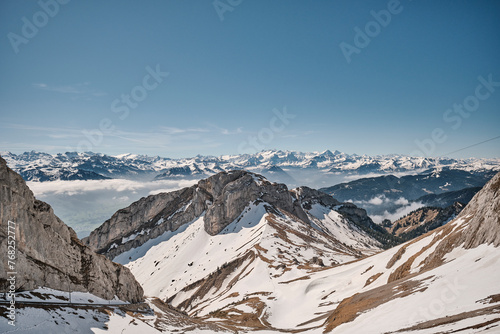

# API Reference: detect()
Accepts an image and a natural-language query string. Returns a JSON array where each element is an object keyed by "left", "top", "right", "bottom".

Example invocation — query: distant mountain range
[
  {"left": 319, "top": 169, "right": 495, "bottom": 203},
  {"left": 319, "top": 170, "right": 495, "bottom": 218},
  {"left": 2, "top": 150, "right": 499, "bottom": 185}
]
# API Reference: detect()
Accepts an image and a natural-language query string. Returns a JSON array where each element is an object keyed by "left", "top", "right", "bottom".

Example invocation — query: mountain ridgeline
[
  {"left": 3, "top": 150, "right": 499, "bottom": 184},
  {"left": 319, "top": 169, "right": 494, "bottom": 203},
  {"left": 385, "top": 201, "right": 465, "bottom": 241},
  {"left": 83, "top": 170, "right": 399, "bottom": 261}
]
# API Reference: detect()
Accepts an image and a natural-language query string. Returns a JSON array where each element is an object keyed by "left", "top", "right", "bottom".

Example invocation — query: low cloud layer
[
  {"left": 28, "top": 179, "right": 198, "bottom": 238},
  {"left": 28, "top": 179, "right": 197, "bottom": 197},
  {"left": 353, "top": 195, "right": 408, "bottom": 207},
  {"left": 370, "top": 202, "right": 425, "bottom": 225},
  {"left": 350, "top": 195, "right": 425, "bottom": 225}
]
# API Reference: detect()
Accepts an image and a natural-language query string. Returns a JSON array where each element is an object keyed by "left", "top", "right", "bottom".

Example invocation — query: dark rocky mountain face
[
  {"left": 0, "top": 156, "right": 144, "bottom": 303},
  {"left": 19, "top": 167, "right": 110, "bottom": 182},
  {"left": 154, "top": 165, "right": 205, "bottom": 180},
  {"left": 457, "top": 171, "right": 500, "bottom": 248},
  {"left": 416, "top": 186, "right": 481, "bottom": 208},
  {"left": 83, "top": 170, "right": 395, "bottom": 261}
]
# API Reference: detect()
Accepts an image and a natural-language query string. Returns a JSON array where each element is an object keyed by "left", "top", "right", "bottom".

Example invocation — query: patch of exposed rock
[
  {"left": 83, "top": 185, "right": 208, "bottom": 259},
  {"left": 203, "top": 171, "right": 302, "bottom": 235},
  {"left": 458, "top": 171, "right": 500, "bottom": 248},
  {"left": 0, "top": 156, "right": 143, "bottom": 303}
]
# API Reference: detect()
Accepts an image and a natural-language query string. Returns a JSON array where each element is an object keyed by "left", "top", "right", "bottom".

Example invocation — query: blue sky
[{"left": 1, "top": 0, "right": 499, "bottom": 158}]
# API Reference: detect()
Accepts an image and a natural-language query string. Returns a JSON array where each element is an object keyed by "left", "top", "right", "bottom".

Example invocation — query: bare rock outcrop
[
  {"left": 458, "top": 171, "right": 500, "bottom": 248},
  {"left": 203, "top": 171, "right": 300, "bottom": 235},
  {"left": 83, "top": 186, "right": 208, "bottom": 259},
  {"left": 0, "top": 156, "right": 143, "bottom": 303}
]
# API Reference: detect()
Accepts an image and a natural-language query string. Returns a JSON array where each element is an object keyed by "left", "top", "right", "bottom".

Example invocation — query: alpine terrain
[
  {"left": 77, "top": 169, "right": 499, "bottom": 333},
  {"left": 1, "top": 155, "right": 499, "bottom": 333}
]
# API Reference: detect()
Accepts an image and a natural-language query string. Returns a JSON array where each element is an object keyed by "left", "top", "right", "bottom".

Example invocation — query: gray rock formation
[
  {"left": 84, "top": 171, "right": 308, "bottom": 257},
  {"left": 0, "top": 156, "right": 143, "bottom": 303},
  {"left": 84, "top": 170, "right": 389, "bottom": 260},
  {"left": 203, "top": 171, "right": 301, "bottom": 235},
  {"left": 458, "top": 171, "right": 500, "bottom": 248}
]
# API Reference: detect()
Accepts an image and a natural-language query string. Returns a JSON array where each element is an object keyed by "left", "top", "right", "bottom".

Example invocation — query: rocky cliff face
[
  {"left": 83, "top": 185, "right": 208, "bottom": 259},
  {"left": 458, "top": 171, "right": 500, "bottom": 248},
  {"left": 84, "top": 170, "right": 387, "bottom": 259},
  {"left": 0, "top": 156, "right": 143, "bottom": 303},
  {"left": 203, "top": 171, "right": 305, "bottom": 235}
]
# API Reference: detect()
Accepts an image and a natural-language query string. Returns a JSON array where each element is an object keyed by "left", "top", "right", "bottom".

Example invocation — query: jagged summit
[{"left": 83, "top": 170, "right": 385, "bottom": 260}]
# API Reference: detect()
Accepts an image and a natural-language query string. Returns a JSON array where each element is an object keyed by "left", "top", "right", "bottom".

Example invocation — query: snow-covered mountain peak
[{"left": 3, "top": 149, "right": 499, "bottom": 184}]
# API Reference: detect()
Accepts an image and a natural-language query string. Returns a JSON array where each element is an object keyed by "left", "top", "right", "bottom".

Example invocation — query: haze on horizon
[{"left": 1, "top": 0, "right": 499, "bottom": 159}]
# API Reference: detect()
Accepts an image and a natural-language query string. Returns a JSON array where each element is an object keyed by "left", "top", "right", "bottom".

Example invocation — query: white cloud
[
  {"left": 370, "top": 202, "right": 424, "bottom": 225},
  {"left": 27, "top": 179, "right": 197, "bottom": 197},
  {"left": 368, "top": 196, "right": 384, "bottom": 205},
  {"left": 220, "top": 127, "right": 243, "bottom": 135},
  {"left": 355, "top": 195, "right": 413, "bottom": 207},
  {"left": 112, "top": 196, "right": 130, "bottom": 202},
  {"left": 159, "top": 126, "right": 209, "bottom": 135},
  {"left": 394, "top": 197, "right": 409, "bottom": 205},
  {"left": 33, "top": 82, "right": 106, "bottom": 96}
]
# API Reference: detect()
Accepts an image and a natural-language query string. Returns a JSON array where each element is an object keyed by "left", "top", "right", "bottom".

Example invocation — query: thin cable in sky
[{"left": 441, "top": 135, "right": 500, "bottom": 157}]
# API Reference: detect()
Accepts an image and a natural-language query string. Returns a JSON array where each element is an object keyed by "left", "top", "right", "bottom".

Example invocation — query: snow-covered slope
[
  {"left": 83, "top": 171, "right": 386, "bottom": 261},
  {"left": 124, "top": 172, "right": 499, "bottom": 333},
  {"left": 126, "top": 200, "right": 378, "bottom": 312},
  {"left": 0, "top": 289, "right": 226, "bottom": 333},
  {"left": 2, "top": 170, "right": 499, "bottom": 333}
]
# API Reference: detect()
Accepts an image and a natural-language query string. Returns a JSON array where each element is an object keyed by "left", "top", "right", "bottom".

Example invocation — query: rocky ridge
[
  {"left": 125, "top": 172, "right": 500, "bottom": 332},
  {"left": 83, "top": 170, "right": 387, "bottom": 260}
]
